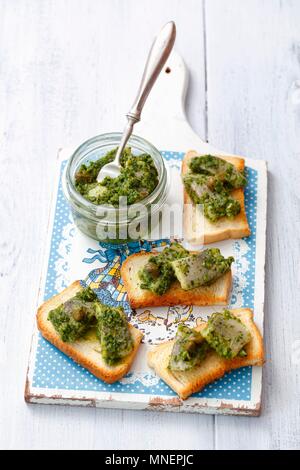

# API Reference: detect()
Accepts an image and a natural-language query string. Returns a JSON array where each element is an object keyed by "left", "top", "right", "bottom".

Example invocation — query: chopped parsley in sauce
[
  {"left": 48, "top": 287, "right": 133, "bottom": 365},
  {"left": 138, "top": 242, "right": 189, "bottom": 295},
  {"left": 75, "top": 147, "right": 159, "bottom": 206},
  {"left": 169, "top": 310, "right": 251, "bottom": 372},
  {"left": 95, "top": 304, "right": 133, "bottom": 366},
  {"left": 138, "top": 243, "right": 234, "bottom": 295},
  {"left": 201, "top": 310, "right": 251, "bottom": 359},
  {"left": 183, "top": 155, "right": 247, "bottom": 223},
  {"left": 168, "top": 324, "right": 209, "bottom": 372},
  {"left": 48, "top": 287, "right": 98, "bottom": 342}
]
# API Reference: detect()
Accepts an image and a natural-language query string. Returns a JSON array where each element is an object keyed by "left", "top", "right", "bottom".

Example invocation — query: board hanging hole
[{"left": 165, "top": 67, "right": 171, "bottom": 74}]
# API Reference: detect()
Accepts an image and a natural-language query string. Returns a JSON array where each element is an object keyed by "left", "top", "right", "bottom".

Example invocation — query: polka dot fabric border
[
  {"left": 43, "top": 160, "right": 69, "bottom": 301},
  {"left": 33, "top": 151, "right": 257, "bottom": 401},
  {"left": 234, "top": 166, "right": 257, "bottom": 310}
]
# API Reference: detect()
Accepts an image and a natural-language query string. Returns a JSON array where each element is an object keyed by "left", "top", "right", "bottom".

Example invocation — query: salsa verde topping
[
  {"left": 201, "top": 309, "right": 251, "bottom": 359},
  {"left": 75, "top": 147, "right": 159, "bottom": 206},
  {"left": 183, "top": 155, "right": 247, "bottom": 223},
  {"left": 171, "top": 248, "right": 234, "bottom": 290},
  {"left": 48, "top": 287, "right": 133, "bottom": 365},
  {"left": 138, "top": 243, "right": 233, "bottom": 295},
  {"left": 138, "top": 242, "right": 189, "bottom": 296},
  {"left": 48, "top": 287, "right": 98, "bottom": 343},
  {"left": 95, "top": 304, "right": 133, "bottom": 366},
  {"left": 168, "top": 324, "right": 209, "bottom": 372},
  {"left": 169, "top": 310, "right": 251, "bottom": 371}
]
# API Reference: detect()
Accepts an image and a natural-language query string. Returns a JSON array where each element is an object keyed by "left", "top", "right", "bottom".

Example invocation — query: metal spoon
[{"left": 97, "top": 21, "right": 176, "bottom": 182}]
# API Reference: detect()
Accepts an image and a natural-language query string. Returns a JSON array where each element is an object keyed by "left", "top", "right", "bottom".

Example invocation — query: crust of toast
[
  {"left": 121, "top": 251, "right": 232, "bottom": 309},
  {"left": 37, "top": 281, "right": 143, "bottom": 384},
  {"left": 147, "top": 308, "right": 264, "bottom": 400},
  {"left": 182, "top": 150, "right": 251, "bottom": 245}
]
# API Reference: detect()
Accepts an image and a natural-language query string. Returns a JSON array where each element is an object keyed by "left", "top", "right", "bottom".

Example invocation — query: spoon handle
[
  {"left": 128, "top": 21, "right": 176, "bottom": 122},
  {"left": 115, "top": 21, "right": 176, "bottom": 161}
]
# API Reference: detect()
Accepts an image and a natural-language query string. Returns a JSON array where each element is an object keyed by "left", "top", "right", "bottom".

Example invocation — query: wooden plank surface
[
  {"left": 205, "top": 0, "right": 300, "bottom": 449},
  {"left": 0, "top": 0, "right": 299, "bottom": 449}
]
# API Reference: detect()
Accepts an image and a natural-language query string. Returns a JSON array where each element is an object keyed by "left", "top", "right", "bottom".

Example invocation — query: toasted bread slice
[
  {"left": 121, "top": 251, "right": 232, "bottom": 309},
  {"left": 182, "top": 150, "right": 251, "bottom": 245},
  {"left": 148, "top": 308, "right": 264, "bottom": 400},
  {"left": 37, "top": 281, "right": 143, "bottom": 383}
]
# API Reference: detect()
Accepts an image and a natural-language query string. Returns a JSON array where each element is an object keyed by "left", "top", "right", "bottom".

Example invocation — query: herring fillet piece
[
  {"left": 201, "top": 310, "right": 251, "bottom": 359},
  {"left": 171, "top": 250, "right": 233, "bottom": 291}
]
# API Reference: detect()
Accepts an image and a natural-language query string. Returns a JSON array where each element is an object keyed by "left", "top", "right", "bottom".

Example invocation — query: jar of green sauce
[{"left": 62, "top": 133, "right": 169, "bottom": 243}]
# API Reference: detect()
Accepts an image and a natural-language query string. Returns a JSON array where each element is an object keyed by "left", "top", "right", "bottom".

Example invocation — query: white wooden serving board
[{"left": 25, "top": 52, "right": 267, "bottom": 415}]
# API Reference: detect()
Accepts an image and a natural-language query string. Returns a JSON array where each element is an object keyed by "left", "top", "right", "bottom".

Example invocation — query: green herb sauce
[
  {"left": 95, "top": 304, "right": 134, "bottom": 366},
  {"left": 138, "top": 243, "right": 233, "bottom": 295},
  {"left": 168, "top": 324, "right": 210, "bottom": 371},
  {"left": 48, "top": 287, "right": 133, "bottom": 365},
  {"left": 138, "top": 242, "right": 189, "bottom": 296},
  {"left": 48, "top": 287, "right": 98, "bottom": 342},
  {"left": 183, "top": 155, "right": 247, "bottom": 223},
  {"left": 201, "top": 309, "right": 251, "bottom": 359},
  {"left": 169, "top": 310, "right": 251, "bottom": 372},
  {"left": 75, "top": 147, "right": 159, "bottom": 206}
]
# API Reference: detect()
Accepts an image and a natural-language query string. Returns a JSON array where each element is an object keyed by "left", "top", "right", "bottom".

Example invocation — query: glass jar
[{"left": 62, "top": 132, "right": 169, "bottom": 243}]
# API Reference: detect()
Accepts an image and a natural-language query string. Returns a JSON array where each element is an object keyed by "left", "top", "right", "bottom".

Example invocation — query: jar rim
[{"left": 63, "top": 132, "right": 168, "bottom": 223}]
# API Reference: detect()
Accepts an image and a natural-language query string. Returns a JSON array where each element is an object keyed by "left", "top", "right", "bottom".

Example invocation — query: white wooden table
[{"left": 1, "top": 0, "right": 300, "bottom": 450}]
